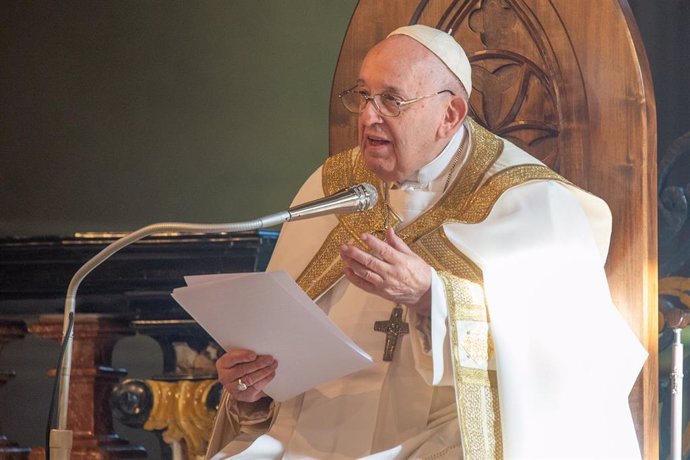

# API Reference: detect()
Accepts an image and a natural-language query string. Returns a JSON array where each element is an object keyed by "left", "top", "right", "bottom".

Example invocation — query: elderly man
[{"left": 205, "top": 25, "right": 646, "bottom": 459}]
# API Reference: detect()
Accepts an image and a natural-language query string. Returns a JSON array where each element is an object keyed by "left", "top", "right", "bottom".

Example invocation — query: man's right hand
[{"left": 216, "top": 349, "right": 278, "bottom": 403}]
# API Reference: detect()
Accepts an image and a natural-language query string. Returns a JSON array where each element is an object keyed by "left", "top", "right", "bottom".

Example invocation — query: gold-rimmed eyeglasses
[{"left": 338, "top": 87, "right": 455, "bottom": 117}]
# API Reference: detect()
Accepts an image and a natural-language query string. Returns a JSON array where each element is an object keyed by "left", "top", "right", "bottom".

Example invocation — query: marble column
[{"left": 29, "top": 314, "right": 146, "bottom": 459}]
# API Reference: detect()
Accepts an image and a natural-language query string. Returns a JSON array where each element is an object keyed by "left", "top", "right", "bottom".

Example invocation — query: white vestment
[{"left": 206, "top": 122, "right": 647, "bottom": 459}]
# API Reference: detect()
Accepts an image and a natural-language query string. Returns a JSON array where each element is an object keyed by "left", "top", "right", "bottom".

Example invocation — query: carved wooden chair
[{"left": 328, "top": 0, "right": 658, "bottom": 457}]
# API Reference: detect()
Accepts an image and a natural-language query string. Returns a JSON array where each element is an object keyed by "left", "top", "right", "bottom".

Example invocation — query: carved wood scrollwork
[{"left": 411, "top": 0, "right": 569, "bottom": 169}]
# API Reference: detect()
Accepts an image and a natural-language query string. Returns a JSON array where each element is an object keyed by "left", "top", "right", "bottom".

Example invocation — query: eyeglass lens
[{"left": 341, "top": 92, "right": 400, "bottom": 116}]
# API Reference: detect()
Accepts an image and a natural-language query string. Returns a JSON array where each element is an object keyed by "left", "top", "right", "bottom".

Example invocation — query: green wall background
[
  {"left": 0, "top": 1, "right": 357, "bottom": 455},
  {"left": 1, "top": 1, "right": 358, "bottom": 237}
]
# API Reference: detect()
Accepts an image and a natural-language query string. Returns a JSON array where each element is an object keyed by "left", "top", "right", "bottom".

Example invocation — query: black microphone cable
[{"left": 45, "top": 311, "right": 75, "bottom": 460}]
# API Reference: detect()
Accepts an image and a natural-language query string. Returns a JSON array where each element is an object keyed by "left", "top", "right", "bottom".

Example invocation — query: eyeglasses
[{"left": 338, "top": 87, "right": 455, "bottom": 117}]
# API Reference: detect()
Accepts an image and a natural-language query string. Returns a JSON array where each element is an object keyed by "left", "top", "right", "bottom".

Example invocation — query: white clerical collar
[{"left": 395, "top": 125, "right": 466, "bottom": 191}]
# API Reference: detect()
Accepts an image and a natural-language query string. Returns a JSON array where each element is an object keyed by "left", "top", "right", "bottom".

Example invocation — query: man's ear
[{"left": 438, "top": 96, "right": 468, "bottom": 138}]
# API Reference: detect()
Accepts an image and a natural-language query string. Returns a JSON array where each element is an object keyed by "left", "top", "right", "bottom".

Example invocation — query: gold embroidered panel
[
  {"left": 297, "top": 118, "right": 567, "bottom": 300},
  {"left": 438, "top": 271, "right": 503, "bottom": 460}
]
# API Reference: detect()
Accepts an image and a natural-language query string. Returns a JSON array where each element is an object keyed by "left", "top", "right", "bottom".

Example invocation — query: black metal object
[
  {"left": 110, "top": 379, "right": 154, "bottom": 429},
  {"left": 0, "top": 230, "right": 278, "bottom": 318}
]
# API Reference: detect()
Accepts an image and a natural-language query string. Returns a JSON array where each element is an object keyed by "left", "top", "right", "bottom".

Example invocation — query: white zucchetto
[{"left": 387, "top": 24, "right": 472, "bottom": 97}]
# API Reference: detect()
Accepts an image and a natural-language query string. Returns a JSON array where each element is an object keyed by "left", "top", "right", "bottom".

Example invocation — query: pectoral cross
[{"left": 374, "top": 305, "right": 409, "bottom": 361}]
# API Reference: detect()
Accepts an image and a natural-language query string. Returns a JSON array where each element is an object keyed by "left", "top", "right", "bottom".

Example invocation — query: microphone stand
[
  {"left": 671, "top": 328, "right": 683, "bottom": 460},
  {"left": 50, "top": 182, "right": 378, "bottom": 459},
  {"left": 51, "top": 213, "right": 288, "bottom": 459},
  {"left": 664, "top": 304, "right": 690, "bottom": 460}
]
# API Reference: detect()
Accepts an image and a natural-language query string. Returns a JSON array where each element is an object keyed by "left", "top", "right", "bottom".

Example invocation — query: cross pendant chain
[{"left": 374, "top": 304, "right": 410, "bottom": 361}]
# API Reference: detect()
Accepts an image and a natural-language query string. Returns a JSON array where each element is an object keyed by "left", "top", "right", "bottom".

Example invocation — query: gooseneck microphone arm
[{"left": 50, "top": 183, "right": 378, "bottom": 459}]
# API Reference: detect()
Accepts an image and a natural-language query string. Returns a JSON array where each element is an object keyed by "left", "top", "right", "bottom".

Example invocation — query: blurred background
[{"left": 1, "top": 1, "right": 689, "bottom": 458}]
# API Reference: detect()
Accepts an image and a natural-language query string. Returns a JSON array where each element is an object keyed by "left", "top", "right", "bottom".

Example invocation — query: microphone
[
  {"left": 287, "top": 182, "right": 378, "bottom": 221},
  {"left": 49, "top": 182, "right": 378, "bottom": 459}
]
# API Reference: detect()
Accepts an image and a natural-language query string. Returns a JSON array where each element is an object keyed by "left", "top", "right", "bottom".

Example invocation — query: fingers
[
  {"left": 339, "top": 230, "right": 433, "bottom": 311},
  {"left": 341, "top": 248, "right": 385, "bottom": 285},
  {"left": 233, "top": 365, "right": 277, "bottom": 402},
  {"left": 216, "top": 349, "right": 269, "bottom": 382},
  {"left": 339, "top": 231, "right": 408, "bottom": 282},
  {"left": 384, "top": 227, "right": 413, "bottom": 255},
  {"left": 232, "top": 358, "right": 277, "bottom": 387},
  {"left": 358, "top": 230, "right": 412, "bottom": 261},
  {"left": 216, "top": 349, "right": 256, "bottom": 373},
  {"left": 340, "top": 241, "right": 389, "bottom": 272},
  {"left": 360, "top": 232, "right": 398, "bottom": 262},
  {"left": 242, "top": 369, "right": 276, "bottom": 400},
  {"left": 216, "top": 349, "right": 278, "bottom": 402},
  {"left": 340, "top": 232, "right": 403, "bottom": 289},
  {"left": 343, "top": 265, "right": 377, "bottom": 293}
]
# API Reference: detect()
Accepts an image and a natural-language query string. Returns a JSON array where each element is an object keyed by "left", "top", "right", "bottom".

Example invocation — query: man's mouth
[{"left": 366, "top": 136, "right": 390, "bottom": 146}]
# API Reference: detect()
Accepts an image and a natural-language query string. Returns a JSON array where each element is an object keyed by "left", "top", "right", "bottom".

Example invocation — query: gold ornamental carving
[
  {"left": 660, "top": 277, "right": 690, "bottom": 309},
  {"left": 144, "top": 379, "right": 218, "bottom": 459}
]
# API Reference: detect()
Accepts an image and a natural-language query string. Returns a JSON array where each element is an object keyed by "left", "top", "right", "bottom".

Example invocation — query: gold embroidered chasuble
[{"left": 295, "top": 119, "right": 566, "bottom": 460}]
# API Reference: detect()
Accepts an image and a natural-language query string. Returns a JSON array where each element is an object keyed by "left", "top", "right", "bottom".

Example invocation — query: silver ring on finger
[{"left": 236, "top": 378, "right": 248, "bottom": 392}]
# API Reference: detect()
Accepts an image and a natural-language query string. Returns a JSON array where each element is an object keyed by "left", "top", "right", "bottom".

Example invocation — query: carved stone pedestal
[
  {"left": 29, "top": 314, "right": 145, "bottom": 459},
  {"left": 0, "top": 320, "right": 31, "bottom": 459}
]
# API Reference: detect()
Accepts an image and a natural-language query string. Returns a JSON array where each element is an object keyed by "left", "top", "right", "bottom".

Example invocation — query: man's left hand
[{"left": 340, "top": 227, "right": 431, "bottom": 316}]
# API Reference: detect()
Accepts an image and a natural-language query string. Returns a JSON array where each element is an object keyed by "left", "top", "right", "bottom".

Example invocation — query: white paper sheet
[{"left": 171, "top": 271, "right": 373, "bottom": 401}]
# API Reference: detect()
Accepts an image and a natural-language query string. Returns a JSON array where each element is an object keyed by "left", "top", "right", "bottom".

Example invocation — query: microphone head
[
  {"left": 352, "top": 183, "right": 378, "bottom": 211},
  {"left": 286, "top": 182, "right": 379, "bottom": 222}
]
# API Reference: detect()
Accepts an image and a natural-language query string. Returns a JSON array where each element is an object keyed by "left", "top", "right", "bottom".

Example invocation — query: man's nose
[{"left": 359, "top": 99, "right": 383, "bottom": 126}]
